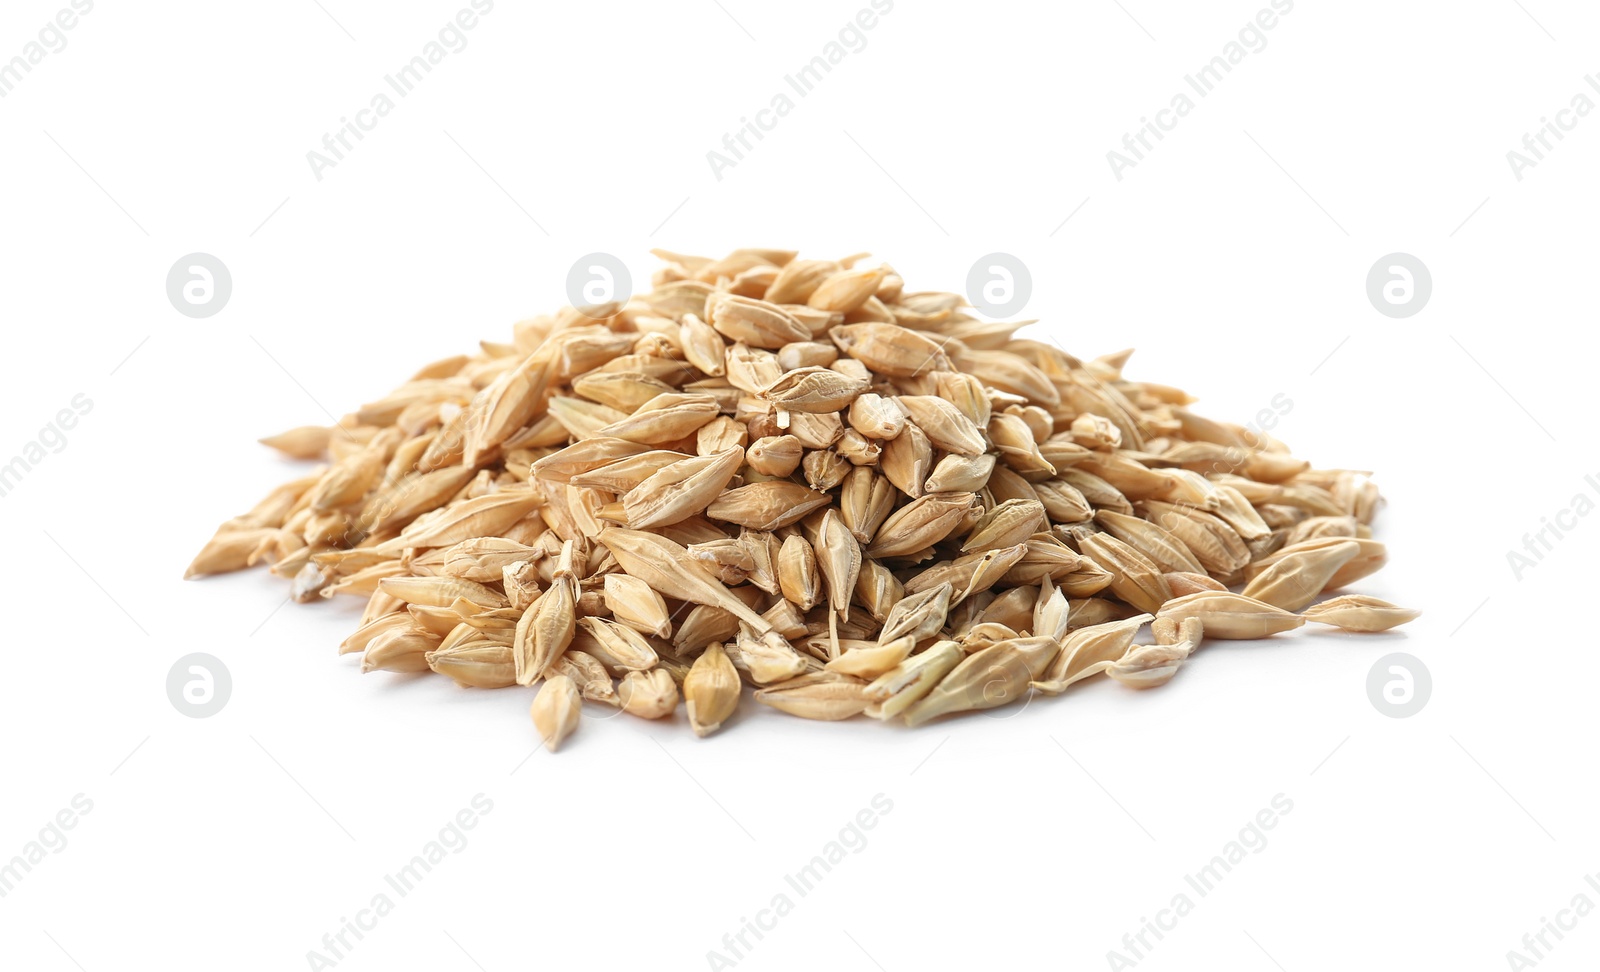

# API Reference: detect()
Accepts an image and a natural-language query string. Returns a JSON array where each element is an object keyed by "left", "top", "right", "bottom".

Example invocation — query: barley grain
[{"left": 189, "top": 245, "right": 1408, "bottom": 748}]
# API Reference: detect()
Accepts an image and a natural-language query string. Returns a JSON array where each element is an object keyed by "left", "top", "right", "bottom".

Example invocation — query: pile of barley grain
[{"left": 188, "top": 247, "right": 1416, "bottom": 751}]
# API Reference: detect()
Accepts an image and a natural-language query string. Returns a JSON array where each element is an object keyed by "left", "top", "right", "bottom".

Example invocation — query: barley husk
[
  {"left": 755, "top": 672, "right": 870, "bottom": 720},
  {"left": 1156, "top": 591, "right": 1304, "bottom": 639},
  {"left": 903, "top": 636, "right": 1059, "bottom": 727},
  {"left": 617, "top": 669, "right": 679, "bottom": 719},
  {"left": 532, "top": 675, "right": 581, "bottom": 752},
  {"left": 684, "top": 641, "right": 740, "bottom": 737},
  {"left": 1300, "top": 595, "right": 1420, "bottom": 632}
]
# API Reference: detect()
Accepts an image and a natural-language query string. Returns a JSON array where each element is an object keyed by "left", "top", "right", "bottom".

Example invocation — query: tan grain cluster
[{"left": 188, "top": 246, "right": 1416, "bottom": 751}]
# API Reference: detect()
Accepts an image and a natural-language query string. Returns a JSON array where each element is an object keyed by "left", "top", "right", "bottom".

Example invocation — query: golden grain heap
[{"left": 188, "top": 247, "right": 1416, "bottom": 751}]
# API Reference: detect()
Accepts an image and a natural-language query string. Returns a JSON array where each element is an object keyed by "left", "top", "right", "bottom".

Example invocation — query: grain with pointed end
[
  {"left": 847, "top": 393, "right": 909, "bottom": 440},
  {"left": 707, "top": 482, "right": 831, "bottom": 530},
  {"left": 755, "top": 672, "right": 871, "bottom": 720},
  {"left": 1156, "top": 591, "right": 1304, "bottom": 639},
  {"left": 746, "top": 435, "right": 803, "bottom": 476},
  {"left": 684, "top": 641, "right": 740, "bottom": 737},
  {"left": 426, "top": 643, "right": 517, "bottom": 688},
  {"left": 763, "top": 367, "right": 869, "bottom": 413},
  {"left": 1240, "top": 539, "right": 1361, "bottom": 612},
  {"left": 1106, "top": 640, "right": 1194, "bottom": 689},
  {"left": 680, "top": 313, "right": 726, "bottom": 376},
  {"left": 897, "top": 396, "right": 986, "bottom": 456},
  {"left": 962, "top": 499, "right": 1046, "bottom": 553},
  {"left": 778, "top": 534, "right": 823, "bottom": 611},
  {"left": 622, "top": 447, "right": 744, "bottom": 529},
  {"left": 831, "top": 322, "right": 951, "bottom": 376},
  {"left": 1077, "top": 534, "right": 1171, "bottom": 615},
  {"left": 531, "top": 675, "right": 581, "bottom": 752},
  {"left": 597, "top": 529, "right": 771, "bottom": 632},
  {"left": 708, "top": 295, "right": 811, "bottom": 348},
  {"left": 867, "top": 492, "right": 978, "bottom": 558},
  {"left": 863, "top": 640, "right": 964, "bottom": 720},
  {"left": 513, "top": 541, "right": 578, "bottom": 684},
  {"left": 1300, "top": 595, "right": 1420, "bottom": 632},
  {"left": 903, "top": 636, "right": 1059, "bottom": 727},
  {"left": 548, "top": 650, "right": 618, "bottom": 705},
  {"left": 617, "top": 669, "right": 679, "bottom": 719},
  {"left": 603, "top": 573, "right": 672, "bottom": 638},
  {"left": 577, "top": 616, "right": 660, "bottom": 673},
  {"left": 1031, "top": 615, "right": 1153, "bottom": 695},
  {"left": 838, "top": 467, "right": 896, "bottom": 543}
]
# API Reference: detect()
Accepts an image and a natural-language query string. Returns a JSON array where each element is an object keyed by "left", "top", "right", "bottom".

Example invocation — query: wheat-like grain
[{"left": 187, "top": 246, "right": 1417, "bottom": 750}]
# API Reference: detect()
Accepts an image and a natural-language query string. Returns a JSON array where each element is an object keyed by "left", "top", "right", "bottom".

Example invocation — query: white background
[{"left": 1, "top": 1, "right": 1595, "bottom": 969}]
